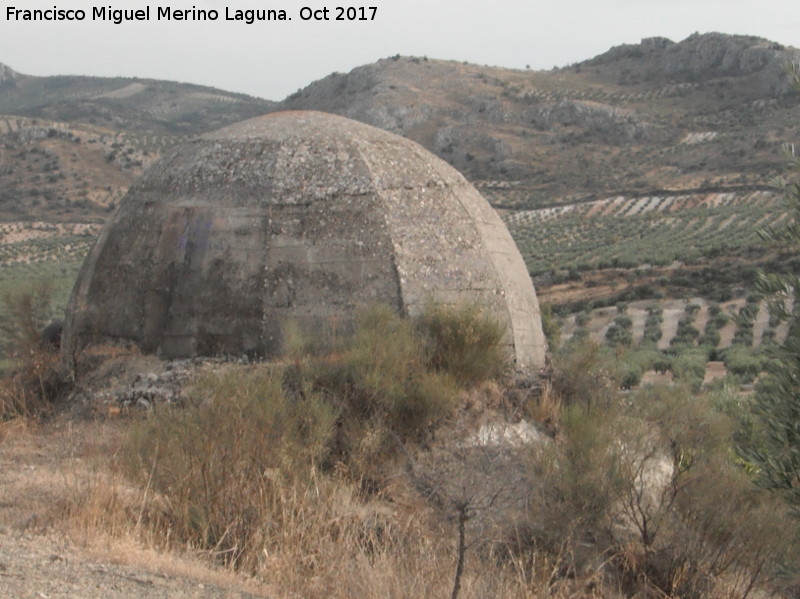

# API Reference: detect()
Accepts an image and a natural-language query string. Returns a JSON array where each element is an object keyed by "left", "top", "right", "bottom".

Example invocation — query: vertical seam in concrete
[
  {"left": 420, "top": 145, "right": 521, "bottom": 353},
  {"left": 353, "top": 138, "right": 407, "bottom": 316}
]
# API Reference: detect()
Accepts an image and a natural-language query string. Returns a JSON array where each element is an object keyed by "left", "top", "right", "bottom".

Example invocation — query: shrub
[
  {"left": 122, "top": 366, "right": 338, "bottom": 570},
  {"left": 618, "top": 363, "right": 642, "bottom": 389},
  {"left": 523, "top": 380, "right": 789, "bottom": 598},
  {"left": 723, "top": 345, "right": 764, "bottom": 383},
  {"left": 685, "top": 302, "right": 701, "bottom": 316},
  {"left": 642, "top": 328, "right": 663, "bottom": 344},
  {"left": 711, "top": 311, "right": 730, "bottom": 330},
  {"left": 575, "top": 311, "right": 591, "bottom": 327},
  {"left": 0, "top": 279, "right": 55, "bottom": 357},
  {"left": 606, "top": 315, "right": 634, "bottom": 348},
  {"left": 529, "top": 401, "right": 622, "bottom": 554},
  {"left": 732, "top": 324, "right": 755, "bottom": 347},
  {"left": 642, "top": 309, "right": 664, "bottom": 344},
  {"left": 670, "top": 348, "right": 708, "bottom": 389},
  {"left": 538, "top": 302, "right": 561, "bottom": 349},
  {"left": 416, "top": 302, "right": 508, "bottom": 385},
  {"left": 552, "top": 339, "right": 616, "bottom": 408},
  {"left": 739, "top": 302, "right": 760, "bottom": 322},
  {"left": 0, "top": 280, "right": 70, "bottom": 419},
  {"left": 699, "top": 329, "right": 721, "bottom": 348},
  {"left": 315, "top": 305, "right": 461, "bottom": 447},
  {"left": 671, "top": 317, "right": 701, "bottom": 347},
  {"left": 616, "top": 384, "right": 789, "bottom": 597}
]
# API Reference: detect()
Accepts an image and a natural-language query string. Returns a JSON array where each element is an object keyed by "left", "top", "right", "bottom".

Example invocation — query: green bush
[
  {"left": 722, "top": 345, "right": 763, "bottom": 382},
  {"left": 642, "top": 309, "right": 664, "bottom": 344},
  {"left": 0, "top": 279, "right": 55, "bottom": 357},
  {"left": 539, "top": 302, "right": 561, "bottom": 349},
  {"left": 606, "top": 314, "right": 634, "bottom": 348},
  {"left": 618, "top": 363, "right": 642, "bottom": 389},
  {"left": 732, "top": 324, "right": 754, "bottom": 347},
  {"left": 313, "top": 305, "right": 461, "bottom": 444},
  {"left": 553, "top": 339, "right": 617, "bottom": 408},
  {"left": 416, "top": 302, "right": 508, "bottom": 385},
  {"left": 671, "top": 348, "right": 708, "bottom": 389},
  {"left": 699, "top": 329, "right": 721, "bottom": 348},
  {"left": 671, "top": 317, "right": 701, "bottom": 347},
  {"left": 525, "top": 379, "right": 789, "bottom": 598}
]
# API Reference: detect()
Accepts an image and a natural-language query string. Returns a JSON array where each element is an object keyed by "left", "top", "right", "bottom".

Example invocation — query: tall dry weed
[{"left": 0, "top": 280, "right": 70, "bottom": 419}]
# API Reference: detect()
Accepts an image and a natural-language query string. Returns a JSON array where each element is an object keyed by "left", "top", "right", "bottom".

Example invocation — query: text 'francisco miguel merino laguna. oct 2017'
[{"left": 5, "top": 5, "right": 378, "bottom": 24}]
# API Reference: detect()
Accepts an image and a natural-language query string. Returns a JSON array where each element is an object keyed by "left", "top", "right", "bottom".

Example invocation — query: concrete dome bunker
[{"left": 63, "top": 111, "right": 547, "bottom": 370}]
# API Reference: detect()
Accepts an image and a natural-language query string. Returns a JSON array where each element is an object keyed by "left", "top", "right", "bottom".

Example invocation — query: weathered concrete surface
[{"left": 63, "top": 111, "right": 546, "bottom": 369}]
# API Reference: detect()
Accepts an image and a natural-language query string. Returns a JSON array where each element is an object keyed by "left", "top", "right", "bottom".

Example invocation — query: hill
[
  {"left": 279, "top": 33, "right": 800, "bottom": 201},
  {"left": 1, "top": 32, "right": 799, "bottom": 312},
  {"left": 0, "top": 63, "right": 274, "bottom": 221},
  {"left": 0, "top": 62, "right": 274, "bottom": 134}
]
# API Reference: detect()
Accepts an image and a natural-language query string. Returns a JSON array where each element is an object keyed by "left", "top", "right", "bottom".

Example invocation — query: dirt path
[
  {"left": 0, "top": 532, "right": 267, "bottom": 599},
  {"left": 0, "top": 418, "right": 275, "bottom": 599}
]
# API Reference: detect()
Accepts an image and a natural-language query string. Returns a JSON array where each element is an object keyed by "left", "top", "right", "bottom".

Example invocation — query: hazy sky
[{"left": 2, "top": 0, "right": 798, "bottom": 101}]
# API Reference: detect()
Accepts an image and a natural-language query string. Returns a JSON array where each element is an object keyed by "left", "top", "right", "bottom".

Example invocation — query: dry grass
[
  {"left": 2, "top": 303, "right": 794, "bottom": 599},
  {"left": 51, "top": 417, "right": 554, "bottom": 599}
]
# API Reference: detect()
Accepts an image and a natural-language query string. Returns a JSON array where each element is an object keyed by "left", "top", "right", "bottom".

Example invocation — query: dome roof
[{"left": 63, "top": 111, "right": 546, "bottom": 369}]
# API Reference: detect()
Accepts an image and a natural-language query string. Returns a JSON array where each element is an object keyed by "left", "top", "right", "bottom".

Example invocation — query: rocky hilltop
[
  {"left": 279, "top": 33, "right": 800, "bottom": 202},
  {"left": 0, "top": 62, "right": 21, "bottom": 85},
  {"left": 591, "top": 33, "right": 798, "bottom": 94}
]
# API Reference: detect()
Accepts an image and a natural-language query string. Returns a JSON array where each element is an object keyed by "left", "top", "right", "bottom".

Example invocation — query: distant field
[
  {"left": 0, "top": 222, "right": 98, "bottom": 326},
  {"left": 500, "top": 189, "right": 784, "bottom": 276},
  {"left": 560, "top": 296, "right": 788, "bottom": 350}
]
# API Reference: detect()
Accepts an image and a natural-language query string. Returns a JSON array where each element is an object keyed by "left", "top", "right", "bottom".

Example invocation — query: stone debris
[{"left": 67, "top": 356, "right": 218, "bottom": 415}]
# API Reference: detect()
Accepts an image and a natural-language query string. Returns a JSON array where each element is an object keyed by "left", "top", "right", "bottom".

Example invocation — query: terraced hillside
[
  {"left": 561, "top": 296, "right": 789, "bottom": 349},
  {"left": 0, "top": 221, "right": 100, "bottom": 327},
  {"left": 0, "top": 116, "right": 166, "bottom": 220},
  {"left": 502, "top": 189, "right": 783, "bottom": 276}
]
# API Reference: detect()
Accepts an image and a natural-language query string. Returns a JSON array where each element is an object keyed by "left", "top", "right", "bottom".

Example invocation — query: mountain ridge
[
  {"left": 277, "top": 33, "right": 799, "bottom": 199},
  {"left": 1, "top": 32, "right": 798, "bottom": 220}
]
